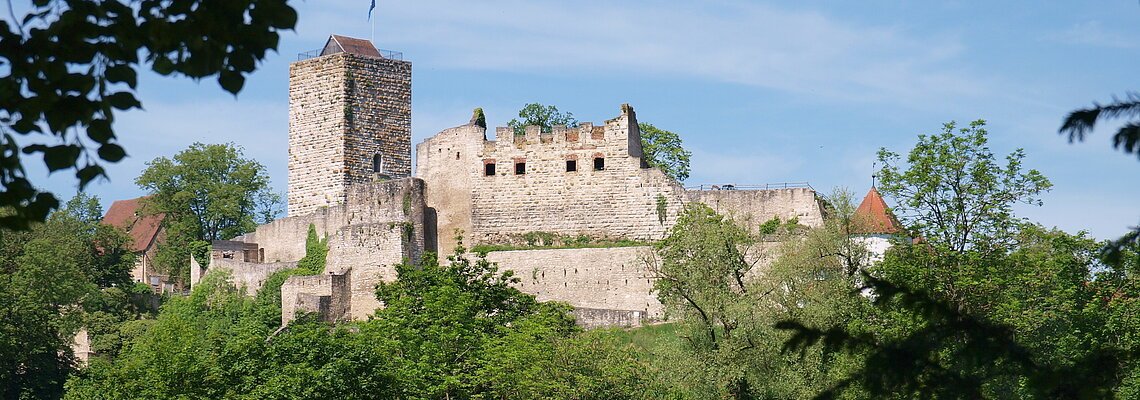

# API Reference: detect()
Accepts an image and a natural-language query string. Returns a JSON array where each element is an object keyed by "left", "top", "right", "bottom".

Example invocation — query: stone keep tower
[{"left": 288, "top": 35, "right": 412, "bottom": 217}]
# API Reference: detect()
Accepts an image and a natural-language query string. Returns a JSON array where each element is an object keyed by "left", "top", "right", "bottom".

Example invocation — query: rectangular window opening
[
  {"left": 566, "top": 160, "right": 577, "bottom": 172},
  {"left": 593, "top": 157, "right": 605, "bottom": 171},
  {"left": 484, "top": 163, "right": 496, "bottom": 176},
  {"left": 515, "top": 162, "right": 526, "bottom": 175}
]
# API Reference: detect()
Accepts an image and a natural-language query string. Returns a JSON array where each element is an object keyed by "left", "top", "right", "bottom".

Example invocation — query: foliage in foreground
[
  {"left": 0, "top": 194, "right": 143, "bottom": 399},
  {"left": 778, "top": 121, "right": 1140, "bottom": 398},
  {"left": 0, "top": 0, "right": 297, "bottom": 229},
  {"left": 66, "top": 245, "right": 648, "bottom": 399}
]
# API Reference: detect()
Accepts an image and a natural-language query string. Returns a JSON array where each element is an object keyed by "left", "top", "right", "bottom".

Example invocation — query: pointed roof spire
[{"left": 852, "top": 187, "right": 903, "bottom": 235}]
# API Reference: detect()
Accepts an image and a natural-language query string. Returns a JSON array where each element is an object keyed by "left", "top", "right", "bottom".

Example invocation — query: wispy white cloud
[
  {"left": 1048, "top": 20, "right": 1136, "bottom": 49},
  {"left": 291, "top": 1, "right": 985, "bottom": 105}
]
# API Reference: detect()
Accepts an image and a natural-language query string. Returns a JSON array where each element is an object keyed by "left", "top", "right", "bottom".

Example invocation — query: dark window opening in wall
[
  {"left": 515, "top": 162, "right": 526, "bottom": 175},
  {"left": 566, "top": 160, "right": 577, "bottom": 172},
  {"left": 594, "top": 157, "right": 605, "bottom": 171},
  {"left": 372, "top": 154, "right": 383, "bottom": 173},
  {"left": 484, "top": 163, "right": 496, "bottom": 176}
]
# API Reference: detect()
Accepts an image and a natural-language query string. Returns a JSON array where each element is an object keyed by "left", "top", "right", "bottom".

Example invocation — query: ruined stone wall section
[
  {"left": 281, "top": 272, "right": 351, "bottom": 325},
  {"left": 486, "top": 247, "right": 664, "bottom": 320},
  {"left": 572, "top": 307, "right": 649, "bottom": 329},
  {"left": 288, "top": 52, "right": 411, "bottom": 217},
  {"left": 281, "top": 274, "right": 331, "bottom": 325},
  {"left": 415, "top": 124, "right": 483, "bottom": 253},
  {"left": 237, "top": 178, "right": 425, "bottom": 264},
  {"left": 327, "top": 223, "right": 406, "bottom": 320},
  {"left": 207, "top": 258, "right": 297, "bottom": 294},
  {"left": 421, "top": 107, "right": 688, "bottom": 245},
  {"left": 686, "top": 188, "right": 826, "bottom": 233}
]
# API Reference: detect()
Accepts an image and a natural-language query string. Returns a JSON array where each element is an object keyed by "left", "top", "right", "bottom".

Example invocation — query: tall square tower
[{"left": 287, "top": 35, "right": 412, "bottom": 217}]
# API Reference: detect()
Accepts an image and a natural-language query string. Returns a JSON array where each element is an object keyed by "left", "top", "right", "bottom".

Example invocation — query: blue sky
[{"left": 12, "top": 1, "right": 1140, "bottom": 239}]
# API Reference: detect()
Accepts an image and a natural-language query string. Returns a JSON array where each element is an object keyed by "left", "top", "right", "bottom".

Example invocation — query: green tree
[
  {"left": 876, "top": 120, "right": 1051, "bottom": 254},
  {"left": 644, "top": 192, "right": 872, "bottom": 399},
  {"left": 638, "top": 123, "right": 692, "bottom": 182},
  {"left": 0, "top": 193, "right": 136, "bottom": 399},
  {"left": 508, "top": 103, "right": 579, "bottom": 136},
  {"left": 779, "top": 124, "right": 1127, "bottom": 398},
  {"left": 648, "top": 203, "right": 761, "bottom": 398},
  {"left": 135, "top": 142, "right": 280, "bottom": 283},
  {"left": 0, "top": 0, "right": 297, "bottom": 229}
]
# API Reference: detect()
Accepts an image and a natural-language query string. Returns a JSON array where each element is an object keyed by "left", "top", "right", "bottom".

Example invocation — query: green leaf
[
  {"left": 107, "top": 92, "right": 141, "bottom": 110},
  {"left": 87, "top": 119, "right": 114, "bottom": 144},
  {"left": 218, "top": 72, "right": 244, "bottom": 94},
  {"left": 76, "top": 164, "right": 106, "bottom": 185},
  {"left": 105, "top": 64, "right": 138, "bottom": 88},
  {"left": 98, "top": 143, "right": 127, "bottom": 162},
  {"left": 43, "top": 145, "right": 81, "bottom": 172}
]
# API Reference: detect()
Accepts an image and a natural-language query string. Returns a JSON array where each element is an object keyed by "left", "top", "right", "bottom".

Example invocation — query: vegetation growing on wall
[
  {"left": 655, "top": 194, "right": 668, "bottom": 225},
  {"left": 471, "top": 231, "right": 651, "bottom": 253},
  {"left": 508, "top": 103, "right": 579, "bottom": 136},
  {"left": 295, "top": 224, "right": 328, "bottom": 275},
  {"left": 639, "top": 123, "right": 692, "bottom": 182}
]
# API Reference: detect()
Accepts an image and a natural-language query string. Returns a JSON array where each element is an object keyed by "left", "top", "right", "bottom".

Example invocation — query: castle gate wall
[
  {"left": 228, "top": 178, "right": 426, "bottom": 323},
  {"left": 237, "top": 178, "right": 426, "bottom": 265}
]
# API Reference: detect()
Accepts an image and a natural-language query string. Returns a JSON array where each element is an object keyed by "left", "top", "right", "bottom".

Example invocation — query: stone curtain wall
[
  {"left": 417, "top": 105, "right": 688, "bottom": 246},
  {"left": 281, "top": 272, "right": 350, "bottom": 325},
  {"left": 686, "top": 188, "right": 826, "bottom": 233},
  {"left": 415, "top": 124, "right": 483, "bottom": 253},
  {"left": 227, "top": 178, "right": 427, "bottom": 323},
  {"left": 207, "top": 258, "right": 298, "bottom": 294},
  {"left": 237, "top": 178, "right": 426, "bottom": 265},
  {"left": 288, "top": 52, "right": 411, "bottom": 217},
  {"left": 486, "top": 247, "right": 664, "bottom": 321}
]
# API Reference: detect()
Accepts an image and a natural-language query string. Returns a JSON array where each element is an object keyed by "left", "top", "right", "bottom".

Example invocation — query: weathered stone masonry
[
  {"left": 288, "top": 48, "right": 411, "bottom": 217},
  {"left": 193, "top": 34, "right": 831, "bottom": 329},
  {"left": 417, "top": 105, "right": 689, "bottom": 252}
]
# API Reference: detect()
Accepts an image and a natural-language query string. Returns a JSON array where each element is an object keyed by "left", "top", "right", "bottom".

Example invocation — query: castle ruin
[{"left": 191, "top": 35, "right": 827, "bottom": 328}]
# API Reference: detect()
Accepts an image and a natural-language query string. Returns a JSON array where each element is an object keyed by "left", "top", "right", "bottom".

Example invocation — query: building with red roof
[
  {"left": 852, "top": 186, "right": 904, "bottom": 235},
  {"left": 851, "top": 187, "right": 909, "bottom": 262},
  {"left": 102, "top": 196, "right": 168, "bottom": 291}
]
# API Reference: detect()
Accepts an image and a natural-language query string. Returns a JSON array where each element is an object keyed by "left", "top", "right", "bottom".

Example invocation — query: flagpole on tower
[{"left": 368, "top": 0, "right": 377, "bottom": 43}]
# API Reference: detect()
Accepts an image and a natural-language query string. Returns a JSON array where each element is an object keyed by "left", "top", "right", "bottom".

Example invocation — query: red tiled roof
[
  {"left": 852, "top": 187, "right": 904, "bottom": 235},
  {"left": 326, "top": 35, "right": 381, "bottom": 58},
  {"left": 102, "top": 197, "right": 165, "bottom": 253}
]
